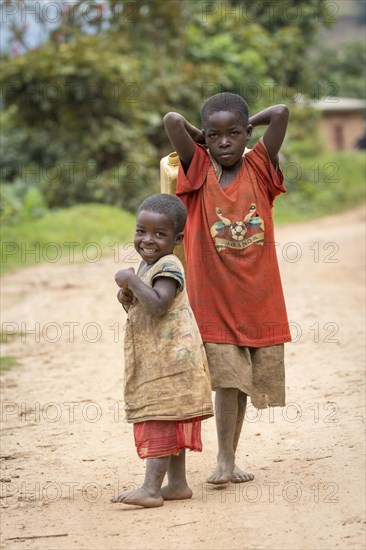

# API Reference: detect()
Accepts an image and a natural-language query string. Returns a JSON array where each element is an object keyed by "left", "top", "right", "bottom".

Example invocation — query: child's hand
[
  {"left": 115, "top": 268, "right": 135, "bottom": 311},
  {"left": 192, "top": 128, "right": 206, "bottom": 145},
  {"left": 117, "top": 287, "right": 134, "bottom": 309},
  {"left": 115, "top": 267, "right": 135, "bottom": 288}
]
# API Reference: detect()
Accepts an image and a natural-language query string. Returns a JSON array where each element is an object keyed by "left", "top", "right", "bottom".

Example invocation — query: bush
[
  {"left": 275, "top": 151, "right": 365, "bottom": 223},
  {"left": 0, "top": 203, "right": 136, "bottom": 274},
  {"left": 1, "top": 35, "right": 157, "bottom": 210},
  {"left": 0, "top": 181, "right": 47, "bottom": 223}
]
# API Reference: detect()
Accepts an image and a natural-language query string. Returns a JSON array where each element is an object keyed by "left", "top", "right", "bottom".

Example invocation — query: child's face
[
  {"left": 203, "top": 111, "right": 252, "bottom": 167},
  {"left": 134, "top": 210, "right": 183, "bottom": 264}
]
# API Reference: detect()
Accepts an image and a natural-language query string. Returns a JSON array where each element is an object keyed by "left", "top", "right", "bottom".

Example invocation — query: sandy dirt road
[{"left": 1, "top": 206, "right": 365, "bottom": 550}]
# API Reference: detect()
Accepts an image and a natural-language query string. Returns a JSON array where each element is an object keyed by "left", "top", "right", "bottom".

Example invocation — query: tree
[
  {"left": 312, "top": 39, "right": 366, "bottom": 99},
  {"left": 1, "top": 0, "right": 339, "bottom": 210}
]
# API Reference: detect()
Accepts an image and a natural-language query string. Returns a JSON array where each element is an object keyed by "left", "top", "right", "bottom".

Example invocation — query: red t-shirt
[{"left": 176, "top": 139, "right": 291, "bottom": 347}]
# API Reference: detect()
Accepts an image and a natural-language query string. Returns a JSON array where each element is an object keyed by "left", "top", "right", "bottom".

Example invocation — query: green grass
[
  {"left": 1, "top": 203, "right": 136, "bottom": 274},
  {"left": 1, "top": 152, "right": 365, "bottom": 273},
  {"left": 1, "top": 331, "right": 23, "bottom": 374},
  {"left": 0, "top": 356, "right": 19, "bottom": 374},
  {"left": 1, "top": 329, "right": 27, "bottom": 343},
  {"left": 274, "top": 151, "right": 365, "bottom": 224}
]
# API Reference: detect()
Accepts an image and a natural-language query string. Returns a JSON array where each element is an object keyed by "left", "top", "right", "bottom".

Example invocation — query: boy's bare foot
[
  {"left": 121, "top": 487, "right": 164, "bottom": 508},
  {"left": 161, "top": 484, "right": 193, "bottom": 500},
  {"left": 111, "top": 489, "right": 135, "bottom": 503},
  {"left": 231, "top": 464, "right": 254, "bottom": 483},
  {"left": 207, "top": 454, "right": 234, "bottom": 484},
  {"left": 206, "top": 467, "right": 231, "bottom": 484}
]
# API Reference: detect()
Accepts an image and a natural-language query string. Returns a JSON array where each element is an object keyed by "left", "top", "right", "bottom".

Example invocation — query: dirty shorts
[{"left": 204, "top": 343, "right": 285, "bottom": 409}]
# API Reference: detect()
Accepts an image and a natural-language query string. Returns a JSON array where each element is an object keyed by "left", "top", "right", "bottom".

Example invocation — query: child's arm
[
  {"left": 115, "top": 268, "right": 177, "bottom": 317},
  {"left": 164, "top": 112, "right": 205, "bottom": 171},
  {"left": 117, "top": 287, "right": 134, "bottom": 312},
  {"left": 249, "top": 104, "right": 289, "bottom": 164}
]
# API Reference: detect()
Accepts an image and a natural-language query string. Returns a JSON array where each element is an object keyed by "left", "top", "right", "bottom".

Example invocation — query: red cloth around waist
[{"left": 133, "top": 417, "right": 202, "bottom": 459}]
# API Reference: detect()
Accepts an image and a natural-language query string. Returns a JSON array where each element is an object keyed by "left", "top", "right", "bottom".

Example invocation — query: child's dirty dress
[{"left": 123, "top": 254, "right": 213, "bottom": 458}]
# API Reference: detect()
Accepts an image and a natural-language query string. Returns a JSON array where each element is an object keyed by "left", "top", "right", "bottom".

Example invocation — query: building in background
[{"left": 312, "top": 98, "right": 366, "bottom": 151}]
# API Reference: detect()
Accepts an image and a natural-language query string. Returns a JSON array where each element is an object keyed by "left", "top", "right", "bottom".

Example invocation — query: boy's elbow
[
  {"left": 147, "top": 293, "right": 170, "bottom": 317},
  {"left": 164, "top": 112, "right": 182, "bottom": 130},
  {"left": 277, "top": 104, "right": 290, "bottom": 119}
]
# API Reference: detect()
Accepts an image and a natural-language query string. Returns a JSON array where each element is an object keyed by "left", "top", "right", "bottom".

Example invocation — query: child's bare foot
[
  {"left": 231, "top": 464, "right": 254, "bottom": 483},
  {"left": 161, "top": 483, "right": 193, "bottom": 500},
  {"left": 111, "top": 489, "right": 135, "bottom": 503},
  {"left": 122, "top": 487, "right": 164, "bottom": 508},
  {"left": 207, "top": 453, "right": 234, "bottom": 484}
]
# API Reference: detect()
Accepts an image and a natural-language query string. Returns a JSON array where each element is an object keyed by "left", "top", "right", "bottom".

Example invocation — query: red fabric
[
  {"left": 176, "top": 139, "right": 292, "bottom": 347},
  {"left": 133, "top": 418, "right": 202, "bottom": 459}
]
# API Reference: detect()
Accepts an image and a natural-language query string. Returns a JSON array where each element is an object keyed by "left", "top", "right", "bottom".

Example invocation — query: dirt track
[{"left": 1, "top": 206, "right": 365, "bottom": 550}]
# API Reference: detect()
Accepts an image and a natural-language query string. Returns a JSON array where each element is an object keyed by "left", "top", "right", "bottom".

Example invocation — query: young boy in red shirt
[{"left": 164, "top": 93, "right": 291, "bottom": 484}]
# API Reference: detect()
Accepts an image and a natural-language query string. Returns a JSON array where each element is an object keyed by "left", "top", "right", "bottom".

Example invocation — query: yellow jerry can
[{"left": 160, "top": 152, "right": 186, "bottom": 266}]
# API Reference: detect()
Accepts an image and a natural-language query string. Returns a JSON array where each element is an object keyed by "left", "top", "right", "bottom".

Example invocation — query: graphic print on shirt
[{"left": 210, "top": 203, "right": 264, "bottom": 252}]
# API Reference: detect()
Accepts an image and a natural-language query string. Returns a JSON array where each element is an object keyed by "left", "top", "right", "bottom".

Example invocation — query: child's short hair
[
  {"left": 201, "top": 92, "right": 249, "bottom": 129},
  {"left": 138, "top": 193, "right": 187, "bottom": 233}
]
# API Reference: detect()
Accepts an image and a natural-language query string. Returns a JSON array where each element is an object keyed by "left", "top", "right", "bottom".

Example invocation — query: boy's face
[
  {"left": 134, "top": 210, "right": 183, "bottom": 264},
  {"left": 203, "top": 111, "right": 252, "bottom": 167}
]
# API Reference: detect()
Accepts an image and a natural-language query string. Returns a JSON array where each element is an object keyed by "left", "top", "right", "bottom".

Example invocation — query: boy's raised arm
[
  {"left": 164, "top": 112, "right": 205, "bottom": 171},
  {"left": 249, "top": 104, "right": 289, "bottom": 164}
]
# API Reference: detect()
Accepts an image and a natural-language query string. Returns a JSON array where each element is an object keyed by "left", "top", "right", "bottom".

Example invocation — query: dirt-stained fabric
[
  {"left": 133, "top": 418, "right": 203, "bottom": 458},
  {"left": 124, "top": 254, "right": 214, "bottom": 423},
  {"left": 176, "top": 139, "right": 292, "bottom": 347},
  {"left": 204, "top": 342, "right": 285, "bottom": 409}
]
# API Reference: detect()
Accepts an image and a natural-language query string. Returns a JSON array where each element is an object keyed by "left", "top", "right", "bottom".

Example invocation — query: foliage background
[
  {"left": 1, "top": 0, "right": 364, "bottom": 219},
  {"left": 0, "top": 0, "right": 366, "bottom": 271}
]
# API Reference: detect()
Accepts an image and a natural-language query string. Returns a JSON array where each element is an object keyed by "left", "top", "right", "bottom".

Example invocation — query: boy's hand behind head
[{"left": 192, "top": 128, "right": 206, "bottom": 146}]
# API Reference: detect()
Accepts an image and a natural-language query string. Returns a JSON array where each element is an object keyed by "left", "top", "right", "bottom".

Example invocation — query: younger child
[
  {"left": 164, "top": 93, "right": 291, "bottom": 485},
  {"left": 113, "top": 193, "right": 213, "bottom": 508}
]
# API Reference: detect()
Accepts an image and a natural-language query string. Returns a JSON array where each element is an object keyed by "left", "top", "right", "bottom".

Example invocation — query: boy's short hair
[
  {"left": 137, "top": 193, "right": 187, "bottom": 233},
  {"left": 201, "top": 93, "right": 249, "bottom": 129}
]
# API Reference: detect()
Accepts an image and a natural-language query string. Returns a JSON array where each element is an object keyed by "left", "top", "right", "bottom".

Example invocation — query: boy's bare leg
[
  {"left": 113, "top": 456, "right": 169, "bottom": 507},
  {"left": 207, "top": 387, "right": 237, "bottom": 484},
  {"left": 231, "top": 391, "right": 254, "bottom": 483},
  {"left": 161, "top": 450, "right": 193, "bottom": 500}
]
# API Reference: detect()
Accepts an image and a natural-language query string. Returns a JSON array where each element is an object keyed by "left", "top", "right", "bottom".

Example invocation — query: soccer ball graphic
[{"left": 229, "top": 221, "right": 247, "bottom": 241}]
